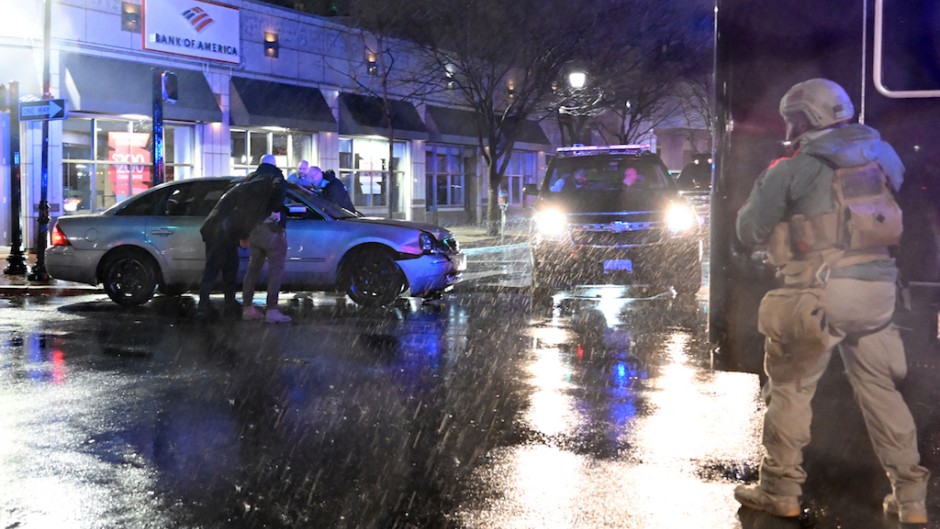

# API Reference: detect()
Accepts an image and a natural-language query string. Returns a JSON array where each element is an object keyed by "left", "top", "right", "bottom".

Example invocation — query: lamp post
[
  {"left": 28, "top": 0, "right": 52, "bottom": 281},
  {"left": 3, "top": 81, "right": 26, "bottom": 275}
]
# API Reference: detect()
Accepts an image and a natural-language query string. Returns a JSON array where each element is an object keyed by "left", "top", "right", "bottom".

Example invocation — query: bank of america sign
[{"left": 142, "top": 0, "right": 240, "bottom": 64}]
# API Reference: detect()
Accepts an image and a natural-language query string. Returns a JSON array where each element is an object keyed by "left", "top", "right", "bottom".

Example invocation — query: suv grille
[{"left": 572, "top": 227, "right": 663, "bottom": 246}]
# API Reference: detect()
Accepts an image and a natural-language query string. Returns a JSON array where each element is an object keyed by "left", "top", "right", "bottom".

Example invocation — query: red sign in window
[{"left": 109, "top": 132, "right": 151, "bottom": 195}]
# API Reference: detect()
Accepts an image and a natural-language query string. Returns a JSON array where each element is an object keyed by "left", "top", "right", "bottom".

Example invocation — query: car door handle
[{"left": 150, "top": 228, "right": 174, "bottom": 237}]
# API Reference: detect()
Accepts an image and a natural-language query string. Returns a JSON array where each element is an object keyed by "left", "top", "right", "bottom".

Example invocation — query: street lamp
[
  {"left": 568, "top": 71, "right": 586, "bottom": 90},
  {"left": 557, "top": 70, "right": 602, "bottom": 146}
]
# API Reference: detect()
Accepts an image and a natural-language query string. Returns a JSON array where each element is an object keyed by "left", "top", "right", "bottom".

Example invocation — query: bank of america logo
[{"left": 181, "top": 6, "right": 214, "bottom": 33}]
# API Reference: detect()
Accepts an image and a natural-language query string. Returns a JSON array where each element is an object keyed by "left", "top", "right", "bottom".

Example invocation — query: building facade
[{"left": 0, "top": 0, "right": 703, "bottom": 252}]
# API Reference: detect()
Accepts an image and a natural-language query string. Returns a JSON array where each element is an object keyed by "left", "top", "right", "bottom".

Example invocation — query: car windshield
[
  {"left": 543, "top": 156, "right": 671, "bottom": 195},
  {"left": 288, "top": 184, "right": 360, "bottom": 219}
]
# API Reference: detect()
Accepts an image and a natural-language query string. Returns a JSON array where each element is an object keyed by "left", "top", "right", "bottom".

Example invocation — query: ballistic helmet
[{"left": 779, "top": 78, "right": 854, "bottom": 142}]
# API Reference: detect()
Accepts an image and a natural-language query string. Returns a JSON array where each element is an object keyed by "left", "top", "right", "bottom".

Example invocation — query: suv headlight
[
  {"left": 665, "top": 203, "right": 698, "bottom": 234},
  {"left": 533, "top": 208, "right": 568, "bottom": 239}
]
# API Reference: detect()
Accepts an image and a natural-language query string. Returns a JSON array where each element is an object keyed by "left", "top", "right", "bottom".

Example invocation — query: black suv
[{"left": 529, "top": 145, "right": 703, "bottom": 296}]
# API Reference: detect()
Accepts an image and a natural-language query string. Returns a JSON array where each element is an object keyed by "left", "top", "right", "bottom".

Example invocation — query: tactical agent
[{"left": 733, "top": 78, "right": 929, "bottom": 524}]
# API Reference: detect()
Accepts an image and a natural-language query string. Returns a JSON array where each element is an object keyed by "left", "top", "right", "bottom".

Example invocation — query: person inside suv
[
  {"left": 549, "top": 168, "right": 589, "bottom": 193},
  {"left": 622, "top": 166, "right": 645, "bottom": 188}
]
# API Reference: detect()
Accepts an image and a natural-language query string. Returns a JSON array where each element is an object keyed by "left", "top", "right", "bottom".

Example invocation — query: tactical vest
[{"left": 767, "top": 159, "right": 902, "bottom": 286}]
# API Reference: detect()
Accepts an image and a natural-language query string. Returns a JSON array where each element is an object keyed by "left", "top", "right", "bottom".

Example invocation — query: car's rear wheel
[
  {"left": 342, "top": 248, "right": 404, "bottom": 307},
  {"left": 101, "top": 249, "right": 158, "bottom": 306}
]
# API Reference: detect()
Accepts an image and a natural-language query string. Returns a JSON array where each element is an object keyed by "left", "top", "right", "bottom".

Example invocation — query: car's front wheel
[
  {"left": 101, "top": 249, "right": 158, "bottom": 306},
  {"left": 342, "top": 248, "right": 404, "bottom": 307}
]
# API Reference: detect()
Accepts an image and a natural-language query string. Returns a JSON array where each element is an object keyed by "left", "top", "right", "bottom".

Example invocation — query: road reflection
[
  {"left": 0, "top": 287, "right": 765, "bottom": 529},
  {"left": 455, "top": 285, "right": 763, "bottom": 528}
]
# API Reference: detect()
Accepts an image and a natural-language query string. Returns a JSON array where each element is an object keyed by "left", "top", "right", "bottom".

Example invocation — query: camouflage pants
[{"left": 758, "top": 278, "right": 929, "bottom": 503}]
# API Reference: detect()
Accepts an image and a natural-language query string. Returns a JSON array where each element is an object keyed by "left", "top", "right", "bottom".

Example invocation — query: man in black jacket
[
  {"left": 312, "top": 169, "right": 358, "bottom": 214},
  {"left": 241, "top": 163, "right": 290, "bottom": 323},
  {"left": 196, "top": 154, "right": 285, "bottom": 319}
]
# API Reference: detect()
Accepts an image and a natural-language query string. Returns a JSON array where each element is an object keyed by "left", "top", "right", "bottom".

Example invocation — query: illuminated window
[
  {"left": 503, "top": 150, "right": 536, "bottom": 205},
  {"left": 425, "top": 144, "right": 470, "bottom": 207},
  {"left": 339, "top": 137, "right": 407, "bottom": 211},
  {"left": 61, "top": 116, "right": 194, "bottom": 213},
  {"left": 230, "top": 128, "right": 315, "bottom": 176}
]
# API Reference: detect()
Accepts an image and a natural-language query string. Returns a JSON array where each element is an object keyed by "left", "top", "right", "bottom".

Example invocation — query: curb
[{"left": 0, "top": 282, "right": 103, "bottom": 297}]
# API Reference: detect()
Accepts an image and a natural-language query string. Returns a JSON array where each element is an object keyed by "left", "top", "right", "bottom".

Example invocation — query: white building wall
[
  {"left": 202, "top": 67, "right": 231, "bottom": 176},
  {"left": 0, "top": 0, "right": 567, "bottom": 249}
]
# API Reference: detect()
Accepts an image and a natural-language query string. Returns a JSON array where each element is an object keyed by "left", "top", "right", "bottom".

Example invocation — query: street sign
[{"left": 19, "top": 99, "right": 67, "bottom": 121}]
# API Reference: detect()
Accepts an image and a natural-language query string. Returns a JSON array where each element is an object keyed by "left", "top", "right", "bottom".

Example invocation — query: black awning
[
  {"left": 338, "top": 92, "right": 428, "bottom": 140},
  {"left": 425, "top": 105, "right": 480, "bottom": 144},
  {"left": 0, "top": 47, "right": 42, "bottom": 97},
  {"left": 230, "top": 77, "right": 336, "bottom": 131},
  {"left": 427, "top": 105, "right": 550, "bottom": 147},
  {"left": 61, "top": 53, "right": 222, "bottom": 122},
  {"left": 517, "top": 118, "right": 552, "bottom": 147}
]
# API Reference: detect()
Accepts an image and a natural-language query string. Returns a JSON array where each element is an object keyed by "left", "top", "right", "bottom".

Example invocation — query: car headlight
[
  {"left": 533, "top": 208, "right": 568, "bottom": 238},
  {"left": 419, "top": 232, "right": 444, "bottom": 254},
  {"left": 665, "top": 203, "right": 698, "bottom": 234}
]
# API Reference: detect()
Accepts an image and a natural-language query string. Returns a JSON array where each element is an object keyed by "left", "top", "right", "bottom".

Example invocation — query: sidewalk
[{"left": 0, "top": 253, "right": 102, "bottom": 296}]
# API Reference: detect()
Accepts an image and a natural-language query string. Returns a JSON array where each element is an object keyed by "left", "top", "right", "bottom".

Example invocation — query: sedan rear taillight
[{"left": 50, "top": 223, "right": 71, "bottom": 247}]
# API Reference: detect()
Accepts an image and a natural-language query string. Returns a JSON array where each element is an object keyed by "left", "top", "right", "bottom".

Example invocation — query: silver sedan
[{"left": 46, "top": 177, "right": 466, "bottom": 307}]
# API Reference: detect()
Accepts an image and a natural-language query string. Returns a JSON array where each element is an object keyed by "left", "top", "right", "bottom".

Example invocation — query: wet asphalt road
[{"left": 1, "top": 248, "right": 940, "bottom": 528}]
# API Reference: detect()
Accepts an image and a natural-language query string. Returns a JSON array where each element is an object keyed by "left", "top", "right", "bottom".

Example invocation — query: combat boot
[
  {"left": 884, "top": 494, "right": 928, "bottom": 524},
  {"left": 734, "top": 485, "right": 801, "bottom": 518}
]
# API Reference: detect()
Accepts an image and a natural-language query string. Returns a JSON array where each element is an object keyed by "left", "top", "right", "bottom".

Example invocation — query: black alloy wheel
[
  {"left": 343, "top": 249, "right": 404, "bottom": 307},
  {"left": 101, "top": 249, "right": 159, "bottom": 306}
]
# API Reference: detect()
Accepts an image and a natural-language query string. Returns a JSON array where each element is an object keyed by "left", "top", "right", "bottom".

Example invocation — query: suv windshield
[{"left": 543, "top": 155, "right": 671, "bottom": 195}]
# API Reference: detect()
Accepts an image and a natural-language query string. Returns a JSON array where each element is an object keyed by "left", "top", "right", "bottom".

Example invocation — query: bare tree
[
  {"left": 330, "top": 4, "right": 442, "bottom": 218},
  {"left": 290, "top": 0, "right": 713, "bottom": 227},
  {"left": 674, "top": 76, "right": 715, "bottom": 155},
  {"left": 547, "top": 1, "right": 712, "bottom": 147},
  {"left": 378, "top": 0, "right": 591, "bottom": 234}
]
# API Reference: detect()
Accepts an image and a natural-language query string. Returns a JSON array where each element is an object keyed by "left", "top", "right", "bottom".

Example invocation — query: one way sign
[{"left": 19, "top": 99, "right": 68, "bottom": 121}]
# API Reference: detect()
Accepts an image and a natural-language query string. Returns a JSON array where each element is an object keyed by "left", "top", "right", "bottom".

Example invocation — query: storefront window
[
  {"left": 166, "top": 125, "right": 194, "bottom": 180},
  {"left": 61, "top": 116, "right": 194, "bottom": 213},
  {"left": 339, "top": 137, "right": 406, "bottom": 212},
  {"left": 425, "top": 144, "right": 468, "bottom": 208},
  {"left": 504, "top": 150, "right": 536, "bottom": 205},
  {"left": 231, "top": 128, "right": 315, "bottom": 176}
]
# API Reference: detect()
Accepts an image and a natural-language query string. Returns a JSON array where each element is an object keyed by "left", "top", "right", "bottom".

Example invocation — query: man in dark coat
[
  {"left": 312, "top": 169, "right": 358, "bottom": 214},
  {"left": 196, "top": 154, "right": 285, "bottom": 319}
]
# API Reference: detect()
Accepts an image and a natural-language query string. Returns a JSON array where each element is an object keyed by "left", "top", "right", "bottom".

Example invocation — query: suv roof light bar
[{"left": 556, "top": 144, "right": 651, "bottom": 156}]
